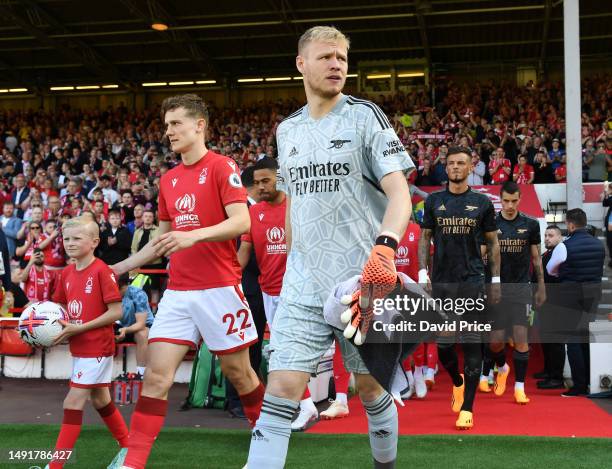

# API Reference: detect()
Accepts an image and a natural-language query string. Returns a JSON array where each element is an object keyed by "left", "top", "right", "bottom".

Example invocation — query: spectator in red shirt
[
  {"left": 18, "top": 248, "right": 59, "bottom": 302},
  {"left": 513, "top": 155, "right": 535, "bottom": 184},
  {"left": 128, "top": 162, "right": 142, "bottom": 184},
  {"left": 42, "top": 218, "right": 65, "bottom": 269},
  {"left": 43, "top": 195, "right": 62, "bottom": 222},
  {"left": 488, "top": 148, "right": 512, "bottom": 184},
  {"left": 554, "top": 163, "right": 567, "bottom": 183},
  {"left": 15, "top": 220, "right": 53, "bottom": 267},
  {"left": 41, "top": 178, "right": 60, "bottom": 202},
  {"left": 92, "top": 200, "right": 108, "bottom": 226}
]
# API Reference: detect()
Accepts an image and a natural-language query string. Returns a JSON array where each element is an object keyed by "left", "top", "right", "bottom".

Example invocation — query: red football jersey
[
  {"left": 158, "top": 151, "right": 247, "bottom": 290},
  {"left": 241, "top": 198, "right": 287, "bottom": 295},
  {"left": 52, "top": 258, "right": 122, "bottom": 358},
  {"left": 394, "top": 222, "right": 421, "bottom": 282}
]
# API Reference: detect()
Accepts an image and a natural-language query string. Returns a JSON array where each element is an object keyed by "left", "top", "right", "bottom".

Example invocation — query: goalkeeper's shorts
[{"left": 269, "top": 296, "right": 369, "bottom": 376}]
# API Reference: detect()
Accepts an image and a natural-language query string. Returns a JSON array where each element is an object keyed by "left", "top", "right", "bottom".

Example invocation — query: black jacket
[{"left": 99, "top": 226, "right": 132, "bottom": 266}]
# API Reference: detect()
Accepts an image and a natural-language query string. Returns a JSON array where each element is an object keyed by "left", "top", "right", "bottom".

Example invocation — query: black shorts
[
  {"left": 430, "top": 282, "right": 487, "bottom": 342},
  {"left": 431, "top": 281, "right": 486, "bottom": 322},
  {"left": 489, "top": 302, "right": 531, "bottom": 330}
]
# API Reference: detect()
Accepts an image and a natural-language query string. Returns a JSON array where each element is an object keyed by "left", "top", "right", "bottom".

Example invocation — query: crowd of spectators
[
  {"left": 391, "top": 76, "right": 612, "bottom": 186},
  {"left": 0, "top": 76, "right": 609, "bottom": 299}
]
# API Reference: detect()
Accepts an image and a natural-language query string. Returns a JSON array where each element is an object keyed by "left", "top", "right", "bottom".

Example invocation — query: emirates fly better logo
[
  {"left": 265, "top": 226, "right": 286, "bottom": 255},
  {"left": 174, "top": 193, "right": 200, "bottom": 229}
]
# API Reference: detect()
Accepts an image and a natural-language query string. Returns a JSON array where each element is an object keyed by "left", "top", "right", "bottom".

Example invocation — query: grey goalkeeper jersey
[{"left": 276, "top": 94, "right": 414, "bottom": 306}]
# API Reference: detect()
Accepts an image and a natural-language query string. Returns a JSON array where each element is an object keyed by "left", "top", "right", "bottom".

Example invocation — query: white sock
[
  {"left": 406, "top": 370, "right": 414, "bottom": 388},
  {"left": 335, "top": 392, "right": 348, "bottom": 406},
  {"left": 515, "top": 382, "right": 525, "bottom": 391},
  {"left": 488, "top": 370, "right": 494, "bottom": 379},
  {"left": 480, "top": 375, "right": 488, "bottom": 381},
  {"left": 301, "top": 397, "right": 317, "bottom": 413},
  {"left": 364, "top": 393, "right": 398, "bottom": 465},
  {"left": 137, "top": 366, "right": 146, "bottom": 375},
  {"left": 500, "top": 363, "right": 509, "bottom": 374},
  {"left": 248, "top": 394, "right": 298, "bottom": 469},
  {"left": 414, "top": 365, "right": 424, "bottom": 379}
]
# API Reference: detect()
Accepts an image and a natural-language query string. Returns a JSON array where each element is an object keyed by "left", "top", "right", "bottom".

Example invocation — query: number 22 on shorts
[{"left": 222, "top": 309, "right": 252, "bottom": 335}]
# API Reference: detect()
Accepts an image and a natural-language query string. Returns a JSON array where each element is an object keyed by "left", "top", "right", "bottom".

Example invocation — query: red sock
[
  {"left": 97, "top": 402, "right": 129, "bottom": 447},
  {"left": 426, "top": 342, "right": 438, "bottom": 369},
  {"left": 123, "top": 396, "right": 168, "bottom": 469},
  {"left": 302, "top": 387, "right": 311, "bottom": 399},
  {"left": 50, "top": 409, "right": 82, "bottom": 469},
  {"left": 413, "top": 343, "right": 426, "bottom": 367},
  {"left": 239, "top": 382, "right": 264, "bottom": 427},
  {"left": 333, "top": 345, "right": 350, "bottom": 394}
]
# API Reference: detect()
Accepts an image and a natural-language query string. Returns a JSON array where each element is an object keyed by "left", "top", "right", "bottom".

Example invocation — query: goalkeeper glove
[{"left": 343, "top": 235, "right": 399, "bottom": 345}]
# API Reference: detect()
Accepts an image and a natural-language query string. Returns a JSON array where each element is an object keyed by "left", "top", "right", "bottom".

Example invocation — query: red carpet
[{"left": 308, "top": 350, "right": 612, "bottom": 438}]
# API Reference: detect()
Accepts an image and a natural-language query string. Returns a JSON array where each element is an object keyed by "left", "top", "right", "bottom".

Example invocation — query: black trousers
[
  {"left": 225, "top": 290, "right": 267, "bottom": 410},
  {"left": 567, "top": 341, "right": 590, "bottom": 391},
  {"left": 541, "top": 342, "right": 565, "bottom": 380},
  {"left": 538, "top": 302, "right": 566, "bottom": 380}
]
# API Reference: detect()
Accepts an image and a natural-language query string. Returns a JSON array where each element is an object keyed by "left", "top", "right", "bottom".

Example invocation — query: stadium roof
[{"left": 0, "top": 0, "right": 610, "bottom": 89}]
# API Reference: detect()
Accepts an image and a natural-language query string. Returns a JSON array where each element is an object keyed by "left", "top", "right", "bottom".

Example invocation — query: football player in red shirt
[
  {"left": 48, "top": 217, "right": 127, "bottom": 469},
  {"left": 238, "top": 158, "right": 288, "bottom": 326},
  {"left": 110, "top": 95, "right": 263, "bottom": 469}
]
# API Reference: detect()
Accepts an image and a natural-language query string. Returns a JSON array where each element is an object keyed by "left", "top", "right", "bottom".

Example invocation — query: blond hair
[
  {"left": 62, "top": 216, "right": 100, "bottom": 240},
  {"left": 298, "top": 26, "right": 350, "bottom": 55}
]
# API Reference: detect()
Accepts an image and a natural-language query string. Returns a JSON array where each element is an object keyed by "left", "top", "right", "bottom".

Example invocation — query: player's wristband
[
  {"left": 418, "top": 269, "right": 430, "bottom": 284},
  {"left": 491, "top": 276, "right": 501, "bottom": 284},
  {"left": 376, "top": 234, "right": 398, "bottom": 251}
]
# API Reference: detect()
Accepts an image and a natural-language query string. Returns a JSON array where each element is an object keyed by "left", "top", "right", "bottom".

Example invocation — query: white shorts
[
  {"left": 70, "top": 356, "right": 113, "bottom": 388},
  {"left": 262, "top": 293, "right": 280, "bottom": 328},
  {"left": 149, "top": 286, "right": 258, "bottom": 354}
]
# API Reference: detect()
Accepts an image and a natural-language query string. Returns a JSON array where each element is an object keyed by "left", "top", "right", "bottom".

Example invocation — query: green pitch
[{"left": 1, "top": 425, "right": 609, "bottom": 468}]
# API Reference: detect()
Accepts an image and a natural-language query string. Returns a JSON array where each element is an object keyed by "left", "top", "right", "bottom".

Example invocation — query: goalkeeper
[{"left": 247, "top": 25, "right": 414, "bottom": 469}]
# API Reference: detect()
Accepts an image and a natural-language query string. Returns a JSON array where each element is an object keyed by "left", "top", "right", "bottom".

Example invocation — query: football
[{"left": 18, "top": 301, "right": 68, "bottom": 348}]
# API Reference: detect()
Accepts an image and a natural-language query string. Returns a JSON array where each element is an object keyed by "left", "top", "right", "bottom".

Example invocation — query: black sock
[
  {"left": 513, "top": 350, "right": 529, "bottom": 383},
  {"left": 461, "top": 343, "right": 482, "bottom": 412},
  {"left": 481, "top": 346, "right": 493, "bottom": 376},
  {"left": 438, "top": 343, "right": 463, "bottom": 387},
  {"left": 492, "top": 348, "right": 506, "bottom": 368}
]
